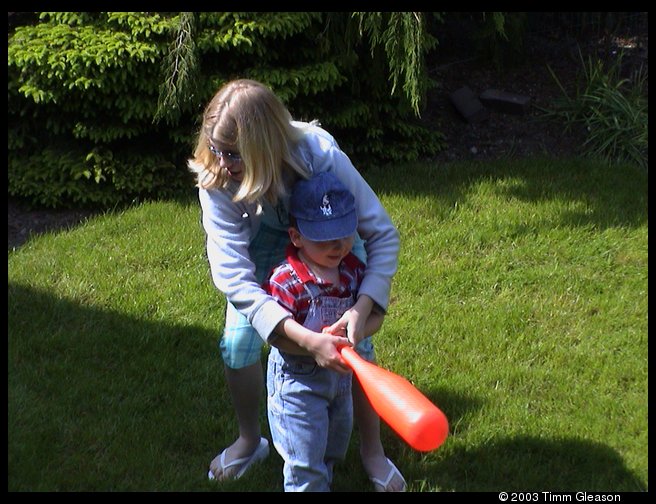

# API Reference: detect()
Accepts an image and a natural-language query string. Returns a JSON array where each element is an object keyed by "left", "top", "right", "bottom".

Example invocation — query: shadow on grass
[
  {"left": 8, "top": 283, "right": 645, "bottom": 492},
  {"left": 423, "top": 386, "right": 482, "bottom": 440},
  {"left": 419, "top": 434, "right": 646, "bottom": 492},
  {"left": 366, "top": 157, "right": 648, "bottom": 231},
  {"left": 335, "top": 380, "right": 645, "bottom": 492},
  {"left": 7, "top": 282, "right": 276, "bottom": 492}
]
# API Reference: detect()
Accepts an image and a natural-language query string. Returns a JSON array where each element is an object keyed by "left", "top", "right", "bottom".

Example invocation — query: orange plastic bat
[{"left": 340, "top": 346, "right": 449, "bottom": 452}]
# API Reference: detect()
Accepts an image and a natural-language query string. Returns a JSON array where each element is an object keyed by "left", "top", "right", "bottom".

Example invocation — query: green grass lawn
[{"left": 8, "top": 157, "right": 647, "bottom": 492}]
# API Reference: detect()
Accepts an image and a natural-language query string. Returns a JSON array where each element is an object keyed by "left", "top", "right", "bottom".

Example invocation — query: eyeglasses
[{"left": 208, "top": 144, "right": 242, "bottom": 164}]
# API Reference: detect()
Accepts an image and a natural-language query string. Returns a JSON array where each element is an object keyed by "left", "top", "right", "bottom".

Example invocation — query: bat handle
[
  {"left": 323, "top": 326, "right": 354, "bottom": 363},
  {"left": 339, "top": 346, "right": 362, "bottom": 370}
]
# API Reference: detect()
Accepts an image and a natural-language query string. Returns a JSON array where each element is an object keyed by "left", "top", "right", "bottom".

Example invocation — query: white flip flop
[
  {"left": 208, "top": 437, "right": 270, "bottom": 481},
  {"left": 369, "top": 457, "right": 407, "bottom": 492}
]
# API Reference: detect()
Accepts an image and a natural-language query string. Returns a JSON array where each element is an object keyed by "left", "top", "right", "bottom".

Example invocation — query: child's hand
[
  {"left": 322, "top": 325, "right": 347, "bottom": 338},
  {"left": 309, "top": 331, "right": 351, "bottom": 373}
]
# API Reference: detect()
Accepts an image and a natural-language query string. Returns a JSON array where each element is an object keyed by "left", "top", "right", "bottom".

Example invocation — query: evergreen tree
[{"left": 8, "top": 12, "right": 445, "bottom": 208}]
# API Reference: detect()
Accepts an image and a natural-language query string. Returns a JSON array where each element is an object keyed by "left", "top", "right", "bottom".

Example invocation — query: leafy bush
[
  {"left": 8, "top": 13, "right": 189, "bottom": 207},
  {"left": 543, "top": 49, "right": 648, "bottom": 170},
  {"left": 8, "top": 12, "right": 446, "bottom": 209}
]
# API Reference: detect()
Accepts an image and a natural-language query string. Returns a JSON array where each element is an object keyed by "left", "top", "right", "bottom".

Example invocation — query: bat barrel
[
  {"left": 341, "top": 346, "right": 449, "bottom": 452},
  {"left": 404, "top": 404, "right": 449, "bottom": 452}
]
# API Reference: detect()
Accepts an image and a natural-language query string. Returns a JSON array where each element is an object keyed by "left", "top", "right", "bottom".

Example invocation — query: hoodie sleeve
[
  {"left": 299, "top": 126, "right": 400, "bottom": 311},
  {"left": 198, "top": 188, "right": 291, "bottom": 342}
]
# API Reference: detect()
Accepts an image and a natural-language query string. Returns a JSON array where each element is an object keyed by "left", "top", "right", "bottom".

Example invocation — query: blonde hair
[{"left": 188, "top": 79, "right": 309, "bottom": 205}]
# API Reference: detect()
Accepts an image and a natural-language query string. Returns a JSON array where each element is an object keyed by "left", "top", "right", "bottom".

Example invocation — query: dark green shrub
[
  {"left": 8, "top": 13, "right": 189, "bottom": 208},
  {"left": 8, "top": 12, "right": 445, "bottom": 209}
]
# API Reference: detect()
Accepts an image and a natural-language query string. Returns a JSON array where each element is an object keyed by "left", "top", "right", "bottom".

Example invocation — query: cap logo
[{"left": 320, "top": 194, "right": 332, "bottom": 216}]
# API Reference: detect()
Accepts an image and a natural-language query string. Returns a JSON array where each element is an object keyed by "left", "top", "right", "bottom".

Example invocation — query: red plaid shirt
[{"left": 264, "top": 243, "right": 366, "bottom": 326}]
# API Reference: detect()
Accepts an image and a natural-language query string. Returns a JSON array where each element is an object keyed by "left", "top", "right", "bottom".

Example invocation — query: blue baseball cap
[{"left": 290, "top": 171, "right": 357, "bottom": 242}]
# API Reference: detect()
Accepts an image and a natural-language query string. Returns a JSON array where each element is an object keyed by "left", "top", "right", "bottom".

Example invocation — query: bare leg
[
  {"left": 209, "top": 362, "right": 264, "bottom": 480},
  {"left": 353, "top": 379, "right": 406, "bottom": 492}
]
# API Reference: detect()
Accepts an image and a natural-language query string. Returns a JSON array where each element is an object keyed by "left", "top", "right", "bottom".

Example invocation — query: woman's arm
[
  {"left": 272, "top": 317, "right": 352, "bottom": 373},
  {"left": 324, "top": 295, "right": 384, "bottom": 346},
  {"left": 199, "top": 188, "right": 292, "bottom": 342},
  {"left": 298, "top": 126, "right": 400, "bottom": 343},
  {"left": 362, "top": 308, "right": 385, "bottom": 338}
]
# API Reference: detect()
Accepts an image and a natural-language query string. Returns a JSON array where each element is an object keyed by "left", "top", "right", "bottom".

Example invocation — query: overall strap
[{"left": 302, "top": 281, "right": 323, "bottom": 301}]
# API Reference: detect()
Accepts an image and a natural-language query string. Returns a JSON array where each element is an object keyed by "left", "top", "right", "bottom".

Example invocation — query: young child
[{"left": 264, "top": 172, "right": 385, "bottom": 491}]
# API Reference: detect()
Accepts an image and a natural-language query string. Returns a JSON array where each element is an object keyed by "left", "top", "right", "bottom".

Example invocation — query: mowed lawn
[{"left": 8, "top": 157, "right": 647, "bottom": 492}]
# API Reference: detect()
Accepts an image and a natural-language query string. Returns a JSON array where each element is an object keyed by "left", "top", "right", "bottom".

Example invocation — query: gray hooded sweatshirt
[{"left": 196, "top": 121, "right": 400, "bottom": 343}]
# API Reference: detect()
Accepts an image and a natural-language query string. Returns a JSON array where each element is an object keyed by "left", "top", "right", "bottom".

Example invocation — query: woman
[{"left": 188, "top": 79, "right": 406, "bottom": 491}]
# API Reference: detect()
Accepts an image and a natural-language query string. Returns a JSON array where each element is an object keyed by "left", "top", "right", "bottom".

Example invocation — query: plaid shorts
[{"left": 220, "top": 224, "right": 374, "bottom": 368}]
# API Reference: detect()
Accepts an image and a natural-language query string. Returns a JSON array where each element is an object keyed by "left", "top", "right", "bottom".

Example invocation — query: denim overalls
[{"left": 267, "top": 281, "right": 354, "bottom": 492}]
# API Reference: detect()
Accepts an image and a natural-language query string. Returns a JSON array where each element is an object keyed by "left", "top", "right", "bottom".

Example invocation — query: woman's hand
[
  {"left": 274, "top": 318, "right": 352, "bottom": 373},
  {"left": 324, "top": 295, "right": 375, "bottom": 346}
]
